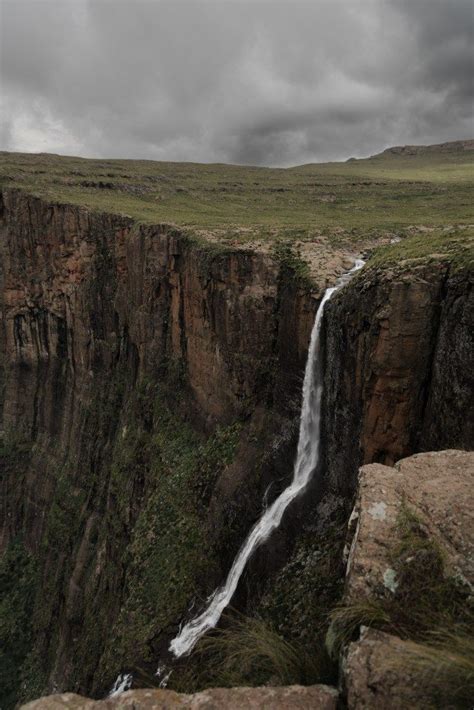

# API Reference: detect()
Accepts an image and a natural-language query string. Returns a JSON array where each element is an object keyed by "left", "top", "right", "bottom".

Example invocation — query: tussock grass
[
  {"left": 326, "top": 503, "right": 474, "bottom": 706},
  {"left": 394, "top": 630, "right": 474, "bottom": 709},
  {"left": 327, "top": 504, "right": 473, "bottom": 656},
  {"left": 171, "top": 612, "right": 333, "bottom": 692},
  {"left": 325, "top": 600, "right": 392, "bottom": 659}
]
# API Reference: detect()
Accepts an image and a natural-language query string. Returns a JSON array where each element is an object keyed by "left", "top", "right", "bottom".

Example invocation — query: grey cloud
[{"left": 0, "top": 0, "right": 472, "bottom": 166}]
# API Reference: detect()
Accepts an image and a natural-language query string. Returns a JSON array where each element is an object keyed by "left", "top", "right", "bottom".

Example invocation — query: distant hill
[{"left": 372, "top": 139, "right": 474, "bottom": 158}]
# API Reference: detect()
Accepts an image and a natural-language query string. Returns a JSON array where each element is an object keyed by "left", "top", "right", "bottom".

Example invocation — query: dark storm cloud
[{"left": 1, "top": 0, "right": 472, "bottom": 165}]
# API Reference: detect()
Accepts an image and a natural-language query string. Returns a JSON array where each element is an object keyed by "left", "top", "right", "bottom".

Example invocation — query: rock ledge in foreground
[{"left": 20, "top": 684, "right": 339, "bottom": 710}]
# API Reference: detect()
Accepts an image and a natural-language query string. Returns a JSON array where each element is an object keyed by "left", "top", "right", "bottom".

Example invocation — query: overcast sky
[{"left": 1, "top": 0, "right": 472, "bottom": 166}]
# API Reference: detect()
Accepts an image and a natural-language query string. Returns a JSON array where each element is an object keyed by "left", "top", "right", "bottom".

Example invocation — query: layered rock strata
[{"left": 323, "top": 264, "right": 473, "bottom": 496}]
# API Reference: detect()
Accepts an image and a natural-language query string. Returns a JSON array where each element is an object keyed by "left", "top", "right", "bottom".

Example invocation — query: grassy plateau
[{"left": 0, "top": 141, "right": 473, "bottom": 267}]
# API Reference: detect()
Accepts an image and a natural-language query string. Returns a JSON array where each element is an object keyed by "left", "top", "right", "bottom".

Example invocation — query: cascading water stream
[{"left": 169, "top": 258, "right": 365, "bottom": 658}]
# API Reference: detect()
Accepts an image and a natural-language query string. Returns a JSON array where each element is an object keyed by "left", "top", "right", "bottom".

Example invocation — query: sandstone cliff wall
[
  {"left": 0, "top": 188, "right": 316, "bottom": 701},
  {"left": 1, "top": 188, "right": 472, "bottom": 705},
  {"left": 322, "top": 262, "right": 473, "bottom": 497},
  {"left": 0, "top": 188, "right": 316, "bottom": 548}
]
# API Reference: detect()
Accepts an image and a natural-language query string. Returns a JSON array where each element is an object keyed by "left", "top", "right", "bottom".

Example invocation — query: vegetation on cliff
[
  {"left": 7, "top": 373, "right": 246, "bottom": 704},
  {"left": 0, "top": 539, "right": 38, "bottom": 709}
]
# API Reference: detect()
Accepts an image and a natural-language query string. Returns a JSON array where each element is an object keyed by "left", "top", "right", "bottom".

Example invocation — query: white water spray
[
  {"left": 108, "top": 673, "right": 133, "bottom": 698},
  {"left": 169, "top": 258, "right": 365, "bottom": 658}
]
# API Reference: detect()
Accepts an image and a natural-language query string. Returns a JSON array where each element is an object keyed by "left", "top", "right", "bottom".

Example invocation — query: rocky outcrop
[
  {"left": 323, "top": 264, "right": 473, "bottom": 496},
  {"left": 343, "top": 628, "right": 429, "bottom": 710},
  {"left": 340, "top": 450, "right": 474, "bottom": 709},
  {"left": 345, "top": 449, "right": 474, "bottom": 599},
  {"left": 21, "top": 685, "right": 339, "bottom": 710},
  {"left": 378, "top": 139, "right": 474, "bottom": 156}
]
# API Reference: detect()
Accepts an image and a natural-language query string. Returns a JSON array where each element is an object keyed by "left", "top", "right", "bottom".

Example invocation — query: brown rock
[
  {"left": 343, "top": 627, "right": 429, "bottom": 709},
  {"left": 323, "top": 265, "right": 473, "bottom": 497},
  {"left": 21, "top": 685, "right": 339, "bottom": 710},
  {"left": 0, "top": 188, "right": 320, "bottom": 694},
  {"left": 345, "top": 449, "right": 474, "bottom": 601}
]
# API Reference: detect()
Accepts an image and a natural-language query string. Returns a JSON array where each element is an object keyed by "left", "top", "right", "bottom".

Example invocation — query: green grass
[
  {"left": 1, "top": 143, "right": 472, "bottom": 239},
  {"left": 170, "top": 613, "right": 333, "bottom": 692},
  {"left": 366, "top": 226, "right": 474, "bottom": 272},
  {"left": 1, "top": 144, "right": 472, "bottom": 277}
]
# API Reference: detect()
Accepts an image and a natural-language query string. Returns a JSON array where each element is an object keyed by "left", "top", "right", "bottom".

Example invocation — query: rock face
[
  {"left": 345, "top": 449, "right": 474, "bottom": 599},
  {"left": 21, "top": 685, "right": 339, "bottom": 710},
  {"left": 323, "top": 264, "right": 473, "bottom": 496},
  {"left": 0, "top": 184, "right": 315, "bottom": 558},
  {"left": 343, "top": 628, "right": 429, "bottom": 710},
  {"left": 341, "top": 450, "right": 474, "bottom": 709},
  {"left": 1, "top": 188, "right": 473, "bottom": 704},
  {"left": 0, "top": 188, "right": 318, "bottom": 700},
  {"left": 1, "top": 188, "right": 307, "bottom": 700}
]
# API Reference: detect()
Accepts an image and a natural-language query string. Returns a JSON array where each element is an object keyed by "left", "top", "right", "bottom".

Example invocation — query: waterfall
[
  {"left": 169, "top": 258, "right": 365, "bottom": 658},
  {"left": 108, "top": 673, "right": 133, "bottom": 698}
]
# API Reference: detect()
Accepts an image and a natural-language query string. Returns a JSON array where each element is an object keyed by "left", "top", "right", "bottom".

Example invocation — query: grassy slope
[{"left": 0, "top": 142, "right": 472, "bottom": 237}]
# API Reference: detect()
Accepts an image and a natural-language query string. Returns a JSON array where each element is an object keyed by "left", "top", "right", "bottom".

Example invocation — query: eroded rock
[
  {"left": 345, "top": 449, "right": 474, "bottom": 600},
  {"left": 343, "top": 628, "right": 429, "bottom": 710},
  {"left": 323, "top": 265, "right": 473, "bottom": 497},
  {"left": 340, "top": 450, "right": 474, "bottom": 708},
  {"left": 21, "top": 685, "right": 339, "bottom": 710}
]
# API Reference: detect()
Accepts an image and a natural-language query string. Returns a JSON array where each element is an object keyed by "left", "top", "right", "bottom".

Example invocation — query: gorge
[
  {"left": 0, "top": 143, "right": 473, "bottom": 709},
  {"left": 168, "top": 259, "right": 365, "bottom": 660}
]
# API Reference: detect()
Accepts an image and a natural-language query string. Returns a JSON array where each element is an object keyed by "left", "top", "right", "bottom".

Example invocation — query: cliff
[
  {"left": 18, "top": 450, "right": 474, "bottom": 709},
  {"left": 322, "top": 258, "right": 473, "bottom": 496},
  {"left": 1, "top": 187, "right": 472, "bottom": 706},
  {"left": 0, "top": 187, "right": 317, "bottom": 703}
]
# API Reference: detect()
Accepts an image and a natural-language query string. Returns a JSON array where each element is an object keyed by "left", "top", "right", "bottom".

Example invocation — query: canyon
[{"left": 0, "top": 143, "right": 473, "bottom": 708}]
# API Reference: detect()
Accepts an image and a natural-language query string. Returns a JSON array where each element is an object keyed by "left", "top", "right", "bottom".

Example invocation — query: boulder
[
  {"left": 345, "top": 449, "right": 474, "bottom": 600},
  {"left": 340, "top": 450, "right": 474, "bottom": 708},
  {"left": 343, "top": 627, "right": 430, "bottom": 709}
]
